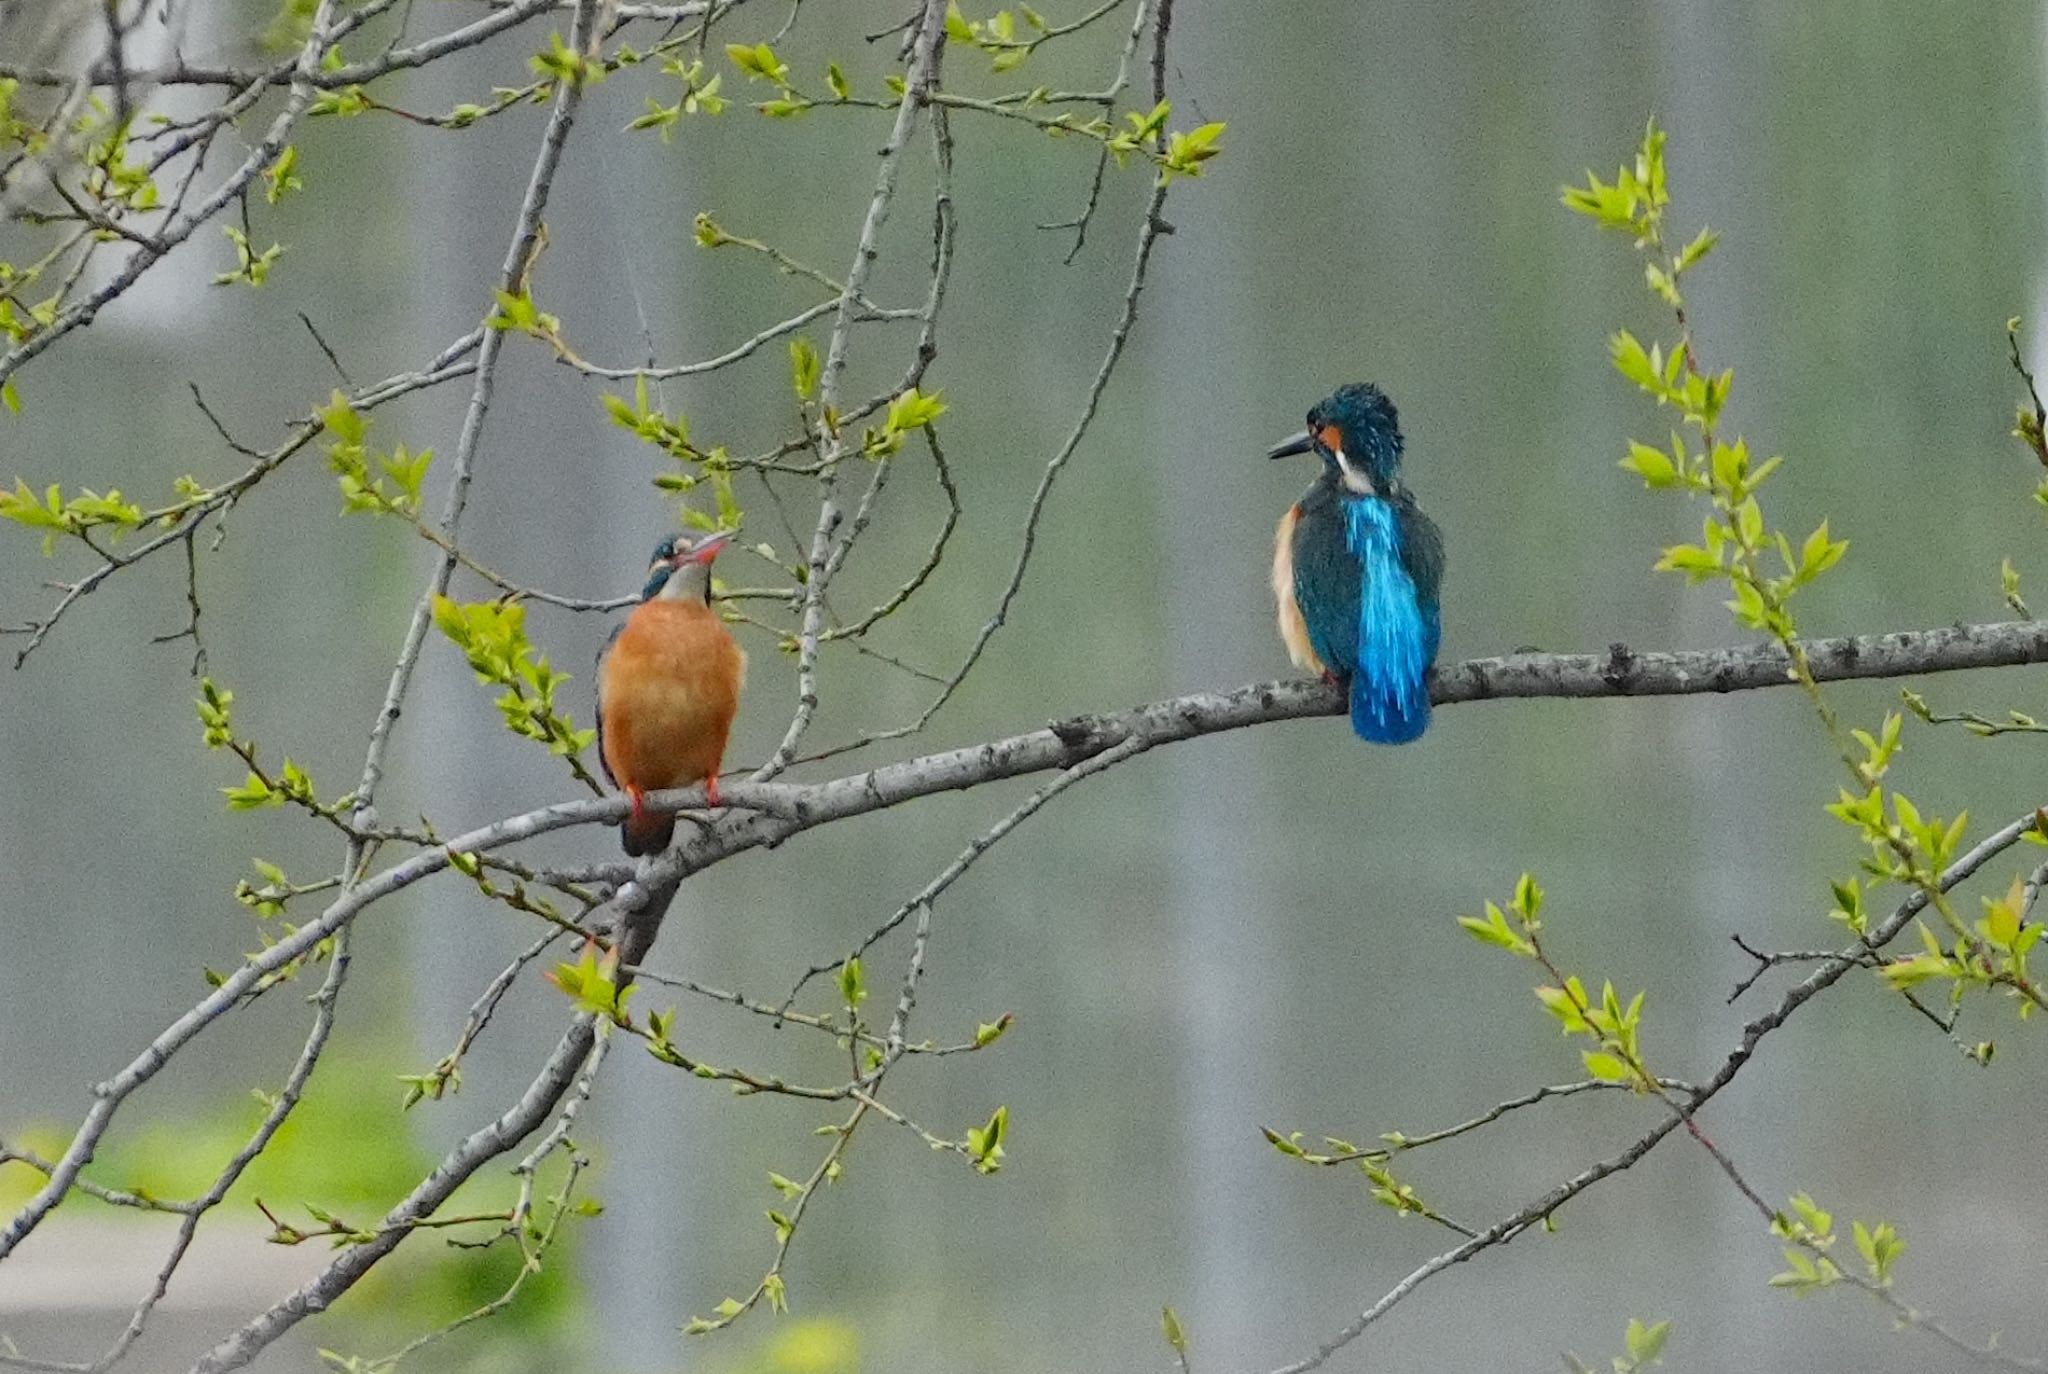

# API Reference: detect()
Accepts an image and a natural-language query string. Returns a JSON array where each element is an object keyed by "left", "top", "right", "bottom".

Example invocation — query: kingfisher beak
[
  {"left": 1266, "top": 431, "right": 1314, "bottom": 460},
  {"left": 680, "top": 530, "right": 735, "bottom": 565}
]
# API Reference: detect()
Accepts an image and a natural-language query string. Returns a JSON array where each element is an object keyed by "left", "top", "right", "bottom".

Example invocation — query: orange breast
[
  {"left": 1272, "top": 505, "right": 1324, "bottom": 674},
  {"left": 599, "top": 600, "right": 746, "bottom": 794}
]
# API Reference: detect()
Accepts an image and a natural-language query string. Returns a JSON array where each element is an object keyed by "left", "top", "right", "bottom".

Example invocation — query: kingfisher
[
  {"left": 595, "top": 530, "right": 746, "bottom": 856},
  {"left": 1267, "top": 382, "right": 1444, "bottom": 743}
]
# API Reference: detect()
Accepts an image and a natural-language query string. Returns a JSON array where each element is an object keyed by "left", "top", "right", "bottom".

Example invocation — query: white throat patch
[{"left": 1334, "top": 450, "right": 1377, "bottom": 496}]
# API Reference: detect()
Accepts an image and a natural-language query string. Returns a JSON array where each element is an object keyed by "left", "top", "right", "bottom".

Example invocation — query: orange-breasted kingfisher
[
  {"left": 1268, "top": 382, "right": 1445, "bottom": 743},
  {"left": 596, "top": 531, "right": 746, "bottom": 856}
]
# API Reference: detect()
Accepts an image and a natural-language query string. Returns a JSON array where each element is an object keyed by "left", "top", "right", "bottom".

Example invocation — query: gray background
[{"left": 3, "top": 2, "right": 2046, "bottom": 1371}]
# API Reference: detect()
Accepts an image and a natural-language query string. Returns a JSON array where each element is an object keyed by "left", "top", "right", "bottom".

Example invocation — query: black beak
[{"left": 1266, "top": 430, "right": 1314, "bottom": 460}]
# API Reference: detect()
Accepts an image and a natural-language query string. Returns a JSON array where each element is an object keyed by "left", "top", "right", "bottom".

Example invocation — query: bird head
[
  {"left": 640, "top": 529, "right": 733, "bottom": 603},
  {"left": 1267, "top": 382, "right": 1404, "bottom": 495}
]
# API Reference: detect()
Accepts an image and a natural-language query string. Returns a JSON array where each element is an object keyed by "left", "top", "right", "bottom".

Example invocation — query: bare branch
[{"left": 760, "top": 0, "right": 948, "bottom": 777}]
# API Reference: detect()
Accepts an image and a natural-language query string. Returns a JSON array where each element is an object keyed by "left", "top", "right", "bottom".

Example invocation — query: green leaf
[
  {"left": 1980, "top": 877, "right": 2024, "bottom": 950},
  {"left": 378, "top": 445, "right": 433, "bottom": 513},
  {"left": 1644, "top": 260, "right": 1680, "bottom": 308},
  {"left": 1260, "top": 1127, "right": 1305, "bottom": 1157},
  {"left": 1581, "top": 1050, "right": 1630, "bottom": 1082},
  {"left": 725, "top": 41, "right": 789, "bottom": 85},
  {"left": 0, "top": 478, "right": 63, "bottom": 534},
  {"left": 262, "top": 144, "right": 302, "bottom": 204},
  {"left": 966, "top": 1104, "right": 1008, "bottom": 1174},
  {"left": 627, "top": 98, "right": 682, "bottom": 137},
  {"left": 1620, "top": 441, "right": 1677, "bottom": 488},
  {"left": 789, "top": 337, "right": 820, "bottom": 400},
  {"left": 317, "top": 391, "right": 366, "bottom": 444},
  {"left": 1609, "top": 330, "right": 1663, "bottom": 395},
  {"left": 195, "top": 678, "right": 236, "bottom": 747},
  {"left": 1880, "top": 950, "right": 1952, "bottom": 989},
  {"left": 1734, "top": 496, "right": 1764, "bottom": 547},
  {"left": 884, "top": 387, "right": 947, "bottom": 434},
  {"left": 1161, "top": 1306, "right": 1188, "bottom": 1356},
  {"left": 1455, "top": 902, "right": 1533, "bottom": 956},
  {"left": 1456, "top": 913, "right": 1514, "bottom": 950},
  {"left": 487, "top": 287, "right": 555, "bottom": 337},
  {"left": 544, "top": 942, "right": 633, "bottom": 1021},
  {"left": 1768, "top": 1247, "right": 1840, "bottom": 1295},
  {"left": 529, "top": 28, "right": 597, "bottom": 86},
  {"left": 223, "top": 772, "right": 282, "bottom": 810},
  {"left": 1653, "top": 542, "right": 1723, "bottom": 582},
  {"left": 212, "top": 224, "right": 284, "bottom": 287},
  {"left": 1535, "top": 979, "right": 1591, "bottom": 1034},
  {"left": 684, "top": 72, "right": 725, "bottom": 116},
  {"left": 278, "top": 757, "right": 314, "bottom": 803},
  {"left": 1853, "top": 1219, "right": 1906, "bottom": 1284},
  {"left": 1785, "top": 1193, "right": 1833, "bottom": 1242},
  {"left": 1795, "top": 520, "right": 1847, "bottom": 583},
  {"left": 837, "top": 956, "right": 866, "bottom": 1008},
  {"left": 1624, "top": 1317, "right": 1670, "bottom": 1366},
  {"left": 1676, "top": 225, "right": 1719, "bottom": 272},
  {"left": 1162, "top": 121, "right": 1226, "bottom": 179}
]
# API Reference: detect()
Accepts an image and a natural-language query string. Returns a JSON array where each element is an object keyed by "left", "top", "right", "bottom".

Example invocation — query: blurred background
[{"left": 3, "top": 1, "right": 2047, "bottom": 1370}]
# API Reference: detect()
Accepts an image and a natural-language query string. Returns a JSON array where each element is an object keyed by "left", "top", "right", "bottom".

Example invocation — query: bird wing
[
  {"left": 1289, "top": 495, "right": 1360, "bottom": 674},
  {"left": 594, "top": 620, "right": 626, "bottom": 791},
  {"left": 1396, "top": 496, "right": 1445, "bottom": 664}
]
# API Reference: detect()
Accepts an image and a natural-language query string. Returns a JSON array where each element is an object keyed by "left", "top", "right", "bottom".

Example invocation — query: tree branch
[
  {"left": 9, "top": 613, "right": 2044, "bottom": 1275},
  {"left": 187, "top": 1017, "right": 601, "bottom": 1374},
  {"left": 1262, "top": 804, "right": 2047, "bottom": 1374}
]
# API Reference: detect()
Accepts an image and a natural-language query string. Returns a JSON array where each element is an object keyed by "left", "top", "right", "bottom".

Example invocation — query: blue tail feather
[
  {"left": 1351, "top": 677, "right": 1429, "bottom": 743},
  {"left": 1343, "top": 498, "right": 1436, "bottom": 744}
]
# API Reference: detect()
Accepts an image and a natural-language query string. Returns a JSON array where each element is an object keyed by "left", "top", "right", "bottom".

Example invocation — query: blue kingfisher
[{"left": 1268, "top": 383, "right": 1444, "bottom": 742}]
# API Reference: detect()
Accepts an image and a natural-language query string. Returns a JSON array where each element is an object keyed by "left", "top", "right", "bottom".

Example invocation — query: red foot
[
  {"left": 627, "top": 785, "right": 648, "bottom": 824},
  {"left": 705, "top": 773, "right": 723, "bottom": 807},
  {"left": 1321, "top": 668, "right": 1342, "bottom": 687}
]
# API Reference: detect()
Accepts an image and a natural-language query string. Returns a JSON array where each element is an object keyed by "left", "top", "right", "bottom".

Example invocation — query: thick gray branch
[
  {"left": 1434, "top": 620, "right": 2048, "bottom": 702},
  {"left": 705, "top": 617, "right": 2048, "bottom": 859}
]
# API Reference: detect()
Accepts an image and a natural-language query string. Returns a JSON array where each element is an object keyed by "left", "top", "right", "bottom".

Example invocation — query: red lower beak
[{"left": 680, "top": 531, "right": 734, "bottom": 566}]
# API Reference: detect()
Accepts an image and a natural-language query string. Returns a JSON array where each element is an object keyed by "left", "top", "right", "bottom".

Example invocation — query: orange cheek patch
[{"left": 1318, "top": 423, "right": 1343, "bottom": 454}]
